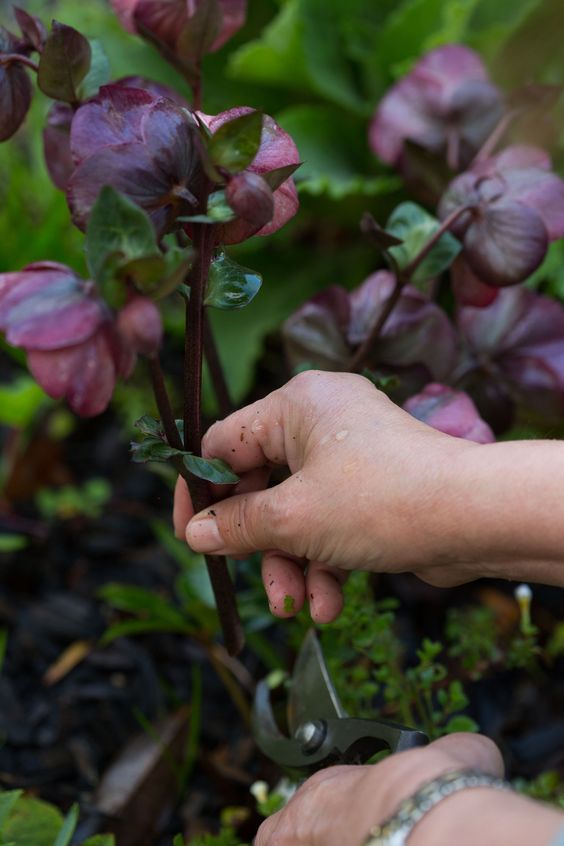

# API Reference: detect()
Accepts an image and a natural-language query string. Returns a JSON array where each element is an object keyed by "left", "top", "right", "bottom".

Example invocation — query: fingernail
[{"left": 186, "top": 513, "right": 224, "bottom": 552}]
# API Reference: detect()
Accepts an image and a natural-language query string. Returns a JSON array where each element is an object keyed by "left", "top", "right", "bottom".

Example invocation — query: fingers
[
  {"left": 201, "top": 388, "right": 296, "bottom": 474},
  {"left": 173, "top": 476, "right": 193, "bottom": 539},
  {"left": 306, "top": 563, "right": 346, "bottom": 623},
  {"left": 430, "top": 733, "right": 505, "bottom": 777},
  {"left": 262, "top": 551, "right": 306, "bottom": 617}
]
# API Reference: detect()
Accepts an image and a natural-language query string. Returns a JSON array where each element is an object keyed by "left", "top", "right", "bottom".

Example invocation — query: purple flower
[
  {"left": 117, "top": 295, "right": 163, "bottom": 357},
  {"left": 370, "top": 45, "right": 503, "bottom": 172},
  {"left": 197, "top": 107, "right": 300, "bottom": 244},
  {"left": 457, "top": 285, "right": 564, "bottom": 422},
  {"left": 67, "top": 84, "right": 202, "bottom": 234},
  {"left": 0, "top": 262, "right": 136, "bottom": 417},
  {"left": 439, "top": 145, "right": 564, "bottom": 289},
  {"left": 403, "top": 383, "right": 494, "bottom": 443},
  {"left": 0, "top": 27, "right": 33, "bottom": 142},
  {"left": 111, "top": 0, "right": 246, "bottom": 56},
  {"left": 284, "top": 272, "right": 457, "bottom": 393}
]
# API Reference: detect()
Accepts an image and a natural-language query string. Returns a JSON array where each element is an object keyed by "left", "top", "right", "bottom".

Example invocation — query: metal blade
[{"left": 287, "top": 629, "right": 346, "bottom": 735}]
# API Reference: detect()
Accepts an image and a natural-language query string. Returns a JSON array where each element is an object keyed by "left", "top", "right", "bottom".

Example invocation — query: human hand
[
  {"left": 174, "top": 371, "right": 479, "bottom": 622},
  {"left": 254, "top": 733, "right": 506, "bottom": 846}
]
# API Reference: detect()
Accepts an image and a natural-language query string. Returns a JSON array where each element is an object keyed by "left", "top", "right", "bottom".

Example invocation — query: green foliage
[
  {"left": 186, "top": 829, "right": 247, "bottom": 846},
  {"left": 208, "top": 111, "right": 264, "bottom": 174},
  {"left": 386, "top": 202, "right": 461, "bottom": 283},
  {"left": 514, "top": 770, "right": 564, "bottom": 810},
  {"left": 0, "top": 377, "right": 49, "bottom": 428},
  {"left": 0, "top": 535, "right": 28, "bottom": 553},
  {"left": 205, "top": 253, "right": 262, "bottom": 310},
  {"left": 183, "top": 454, "right": 239, "bottom": 485},
  {"left": 0, "top": 791, "right": 115, "bottom": 846},
  {"left": 37, "top": 21, "right": 92, "bottom": 103},
  {"left": 36, "top": 479, "right": 112, "bottom": 521}
]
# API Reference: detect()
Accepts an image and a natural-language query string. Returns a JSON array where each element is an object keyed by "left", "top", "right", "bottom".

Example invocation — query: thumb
[{"left": 185, "top": 481, "right": 300, "bottom": 557}]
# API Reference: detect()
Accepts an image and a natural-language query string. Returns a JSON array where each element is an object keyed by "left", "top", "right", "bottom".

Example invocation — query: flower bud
[
  {"left": 117, "top": 296, "right": 162, "bottom": 357},
  {"left": 404, "top": 383, "right": 495, "bottom": 443},
  {"left": 226, "top": 171, "right": 274, "bottom": 228}
]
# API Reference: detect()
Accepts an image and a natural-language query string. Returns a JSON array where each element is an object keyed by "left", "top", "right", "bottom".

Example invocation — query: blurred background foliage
[{"left": 2, "top": 0, "right": 564, "bottom": 430}]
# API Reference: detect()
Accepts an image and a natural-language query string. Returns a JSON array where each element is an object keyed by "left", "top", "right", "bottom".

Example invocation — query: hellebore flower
[
  {"left": 403, "top": 383, "right": 494, "bottom": 443},
  {"left": 0, "top": 262, "right": 138, "bottom": 416},
  {"left": 370, "top": 44, "right": 503, "bottom": 172},
  {"left": 111, "top": 0, "right": 246, "bottom": 56},
  {"left": 283, "top": 272, "right": 458, "bottom": 396},
  {"left": 117, "top": 296, "right": 163, "bottom": 357},
  {"left": 439, "top": 145, "right": 564, "bottom": 291},
  {"left": 198, "top": 107, "right": 300, "bottom": 244},
  {"left": 67, "top": 84, "right": 202, "bottom": 234},
  {"left": 42, "top": 77, "right": 188, "bottom": 194},
  {"left": 457, "top": 285, "right": 564, "bottom": 424},
  {"left": 0, "top": 27, "right": 33, "bottom": 142}
]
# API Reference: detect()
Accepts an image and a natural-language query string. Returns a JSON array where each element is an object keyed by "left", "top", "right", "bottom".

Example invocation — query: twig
[
  {"left": 204, "top": 314, "right": 233, "bottom": 418},
  {"left": 0, "top": 53, "right": 39, "bottom": 72}
]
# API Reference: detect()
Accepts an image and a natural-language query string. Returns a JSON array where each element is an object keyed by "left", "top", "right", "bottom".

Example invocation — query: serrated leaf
[
  {"left": 262, "top": 163, "right": 302, "bottom": 191},
  {"left": 205, "top": 253, "right": 262, "bottom": 310},
  {"left": 386, "top": 202, "right": 461, "bottom": 283},
  {"left": 134, "top": 416, "right": 165, "bottom": 439},
  {"left": 130, "top": 438, "right": 180, "bottom": 463},
  {"left": 52, "top": 804, "right": 79, "bottom": 846},
  {"left": 38, "top": 21, "right": 91, "bottom": 103},
  {"left": 78, "top": 39, "right": 111, "bottom": 100},
  {"left": 85, "top": 186, "right": 160, "bottom": 284},
  {"left": 208, "top": 111, "right": 264, "bottom": 174},
  {"left": 183, "top": 454, "right": 239, "bottom": 484}
]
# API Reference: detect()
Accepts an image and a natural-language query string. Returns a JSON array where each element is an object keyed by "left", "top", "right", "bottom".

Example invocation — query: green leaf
[
  {"left": 38, "top": 21, "right": 92, "bottom": 103},
  {"left": 1, "top": 796, "right": 64, "bottom": 846},
  {"left": 134, "top": 416, "right": 165, "bottom": 439},
  {"left": 180, "top": 191, "right": 237, "bottom": 225},
  {"left": 386, "top": 202, "right": 461, "bottom": 283},
  {"left": 205, "top": 253, "right": 262, "bottom": 310},
  {"left": 53, "top": 804, "right": 79, "bottom": 846},
  {"left": 100, "top": 618, "right": 191, "bottom": 645},
  {"left": 0, "top": 791, "right": 23, "bottom": 833},
  {"left": 298, "top": 0, "right": 367, "bottom": 113},
  {"left": 130, "top": 438, "right": 180, "bottom": 464},
  {"left": 0, "top": 534, "right": 28, "bottom": 553},
  {"left": 78, "top": 39, "right": 111, "bottom": 100},
  {"left": 85, "top": 186, "right": 160, "bottom": 285},
  {"left": 227, "top": 0, "right": 311, "bottom": 92},
  {"left": 99, "top": 583, "right": 189, "bottom": 628},
  {"left": 262, "top": 163, "right": 302, "bottom": 192},
  {"left": 0, "top": 377, "right": 49, "bottom": 428},
  {"left": 277, "top": 105, "right": 401, "bottom": 199},
  {"left": 82, "top": 837, "right": 116, "bottom": 846},
  {"left": 208, "top": 111, "right": 264, "bottom": 174},
  {"left": 444, "top": 715, "right": 479, "bottom": 734},
  {"left": 183, "top": 455, "right": 239, "bottom": 485}
]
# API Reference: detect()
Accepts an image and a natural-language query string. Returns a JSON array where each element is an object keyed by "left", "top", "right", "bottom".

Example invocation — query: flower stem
[
  {"left": 0, "top": 53, "right": 39, "bottom": 72},
  {"left": 183, "top": 222, "right": 244, "bottom": 656},
  {"left": 348, "top": 205, "right": 471, "bottom": 373},
  {"left": 204, "top": 313, "right": 233, "bottom": 418},
  {"left": 402, "top": 205, "right": 470, "bottom": 279},
  {"left": 148, "top": 355, "right": 183, "bottom": 451}
]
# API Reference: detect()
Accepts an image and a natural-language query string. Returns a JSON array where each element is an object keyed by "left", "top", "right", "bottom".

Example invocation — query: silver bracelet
[{"left": 363, "top": 768, "right": 513, "bottom": 846}]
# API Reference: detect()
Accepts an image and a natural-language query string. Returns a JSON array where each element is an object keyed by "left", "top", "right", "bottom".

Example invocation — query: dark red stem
[
  {"left": 0, "top": 53, "right": 39, "bottom": 72},
  {"left": 204, "top": 314, "right": 233, "bottom": 418},
  {"left": 183, "top": 223, "right": 244, "bottom": 656}
]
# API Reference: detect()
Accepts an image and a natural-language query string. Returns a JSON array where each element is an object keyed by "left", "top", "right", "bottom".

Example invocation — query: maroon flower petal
[
  {"left": 115, "top": 75, "right": 190, "bottom": 106},
  {"left": 504, "top": 169, "right": 564, "bottom": 241},
  {"left": 464, "top": 201, "right": 548, "bottom": 287},
  {"left": 348, "top": 272, "right": 458, "bottom": 381},
  {"left": 404, "top": 383, "right": 494, "bottom": 443},
  {"left": 451, "top": 255, "right": 498, "bottom": 307},
  {"left": 111, "top": 0, "right": 138, "bottom": 33},
  {"left": 43, "top": 102, "right": 74, "bottom": 191},
  {"left": 0, "top": 46, "right": 33, "bottom": 142},
  {"left": 117, "top": 296, "right": 163, "bottom": 357},
  {"left": 131, "top": 0, "right": 246, "bottom": 53},
  {"left": 67, "top": 143, "right": 173, "bottom": 232},
  {"left": 28, "top": 329, "right": 118, "bottom": 417},
  {"left": 283, "top": 286, "right": 351, "bottom": 371},
  {"left": 0, "top": 267, "right": 106, "bottom": 350},
  {"left": 369, "top": 45, "right": 501, "bottom": 168},
  {"left": 70, "top": 85, "right": 156, "bottom": 167},
  {"left": 202, "top": 108, "right": 300, "bottom": 243}
]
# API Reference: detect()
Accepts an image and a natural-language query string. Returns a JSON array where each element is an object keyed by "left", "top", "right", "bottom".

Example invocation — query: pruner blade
[{"left": 252, "top": 629, "right": 428, "bottom": 772}]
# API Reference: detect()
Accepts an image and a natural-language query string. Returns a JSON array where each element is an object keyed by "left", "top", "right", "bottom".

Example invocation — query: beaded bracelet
[{"left": 363, "top": 769, "right": 513, "bottom": 846}]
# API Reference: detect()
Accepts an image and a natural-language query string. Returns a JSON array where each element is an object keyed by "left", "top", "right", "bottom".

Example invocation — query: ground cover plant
[{"left": 1, "top": 0, "right": 564, "bottom": 842}]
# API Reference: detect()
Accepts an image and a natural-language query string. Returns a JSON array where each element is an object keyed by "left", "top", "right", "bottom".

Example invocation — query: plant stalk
[
  {"left": 0, "top": 53, "right": 39, "bottom": 72},
  {"left": 183, "top": 222, "right": 244, "bottom": 656}
]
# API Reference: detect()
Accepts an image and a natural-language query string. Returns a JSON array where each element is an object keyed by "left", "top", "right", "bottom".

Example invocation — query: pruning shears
[{"left": 252, "top": 629, "right": 428, "bottom": 773}]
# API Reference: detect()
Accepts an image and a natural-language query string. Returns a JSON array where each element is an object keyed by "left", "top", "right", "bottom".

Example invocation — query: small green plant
[{"left": 36, "top": 478, "right": 112, "bottom": 521}]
